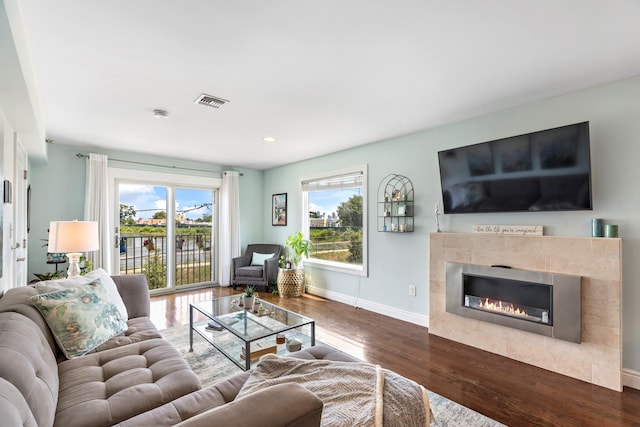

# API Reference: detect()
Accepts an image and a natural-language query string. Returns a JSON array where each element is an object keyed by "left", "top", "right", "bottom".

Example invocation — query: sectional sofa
[{"left": 0, "top": 271, "right": 330, "bottom": 427}]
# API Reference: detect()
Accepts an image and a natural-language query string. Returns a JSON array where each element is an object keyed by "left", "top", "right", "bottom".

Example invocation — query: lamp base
[{"left": 66, "top": 252, "right": 83, "bottom": 278}]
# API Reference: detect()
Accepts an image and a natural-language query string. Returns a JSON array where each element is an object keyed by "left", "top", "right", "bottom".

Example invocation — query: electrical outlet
[{"left": 409, "top": 285, "right": 416, "bottom": 296}]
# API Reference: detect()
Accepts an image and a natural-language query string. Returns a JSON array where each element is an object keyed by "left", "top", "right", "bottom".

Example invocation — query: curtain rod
[{"left": 75, "top": 153, "right": 242, "bottom": 176}]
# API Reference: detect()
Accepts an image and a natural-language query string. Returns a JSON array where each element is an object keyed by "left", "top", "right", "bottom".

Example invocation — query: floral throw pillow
[
  {"left": 34, "top": 268, "right": 129, "bottom": 320},
  {"left": 31, "top": 280, "right": 128, "bottom": 359}
]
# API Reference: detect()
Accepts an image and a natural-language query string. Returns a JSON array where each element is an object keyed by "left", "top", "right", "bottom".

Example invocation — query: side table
[{"left": 277, "top": 268, "right": 304, "bottom": 297}]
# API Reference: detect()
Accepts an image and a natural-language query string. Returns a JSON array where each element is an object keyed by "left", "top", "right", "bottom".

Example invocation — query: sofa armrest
[
  {"left": 265, "top": 256, "right": 279, "bottom": 284},
  {"left": 110, "top": 274, "right": 151, "bottom": 318},
  {"left": 175, "top": 383, "right": 322, "bottom": 427}
]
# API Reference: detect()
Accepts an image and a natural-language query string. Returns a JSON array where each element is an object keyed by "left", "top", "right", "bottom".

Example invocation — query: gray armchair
[{"left": 232, "top": 244, "right": 282, "bottom": 292}]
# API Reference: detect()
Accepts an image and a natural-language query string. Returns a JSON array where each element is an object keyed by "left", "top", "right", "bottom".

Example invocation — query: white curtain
[
  {"left": 218, "top": 171, "right": 240, "bottom": 286},
  {"left": 84, "top": 153, "right": 112, "bottom": 273}
]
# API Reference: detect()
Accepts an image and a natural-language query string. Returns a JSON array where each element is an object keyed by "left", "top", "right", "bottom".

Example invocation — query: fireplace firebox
[{"left": 445, "top": 262, "right": 581, "bottom": 343}]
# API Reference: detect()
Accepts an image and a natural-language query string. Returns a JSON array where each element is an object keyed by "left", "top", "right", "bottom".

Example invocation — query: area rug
[{"left": 162, "top": 325, "right": 505, "bottom": 427}]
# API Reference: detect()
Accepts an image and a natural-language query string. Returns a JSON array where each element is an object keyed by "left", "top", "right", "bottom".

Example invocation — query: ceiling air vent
[{"left": 194, "top": 93, "right": 229, "bottom": 109}]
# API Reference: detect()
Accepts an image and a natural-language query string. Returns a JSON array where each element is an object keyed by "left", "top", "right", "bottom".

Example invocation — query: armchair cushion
[
  {"left": 236, "top": 266, "right": 264, "bottom": 278},
  {"left": 250, "top": 252, "right": 276, "bottom": 266}
]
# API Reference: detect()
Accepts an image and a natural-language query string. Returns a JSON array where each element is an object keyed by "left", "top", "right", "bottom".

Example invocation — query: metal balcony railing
[
  {"left": 119, "top": 234, "right": 213, "bottom": 289},
  {"left": 309, "top": 226, "right": 363, "bottom": 265}
]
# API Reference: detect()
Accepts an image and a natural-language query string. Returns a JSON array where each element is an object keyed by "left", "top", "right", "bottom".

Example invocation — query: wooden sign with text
[{"left": 472, "top": 225, "right": 543, "bottom": 236}]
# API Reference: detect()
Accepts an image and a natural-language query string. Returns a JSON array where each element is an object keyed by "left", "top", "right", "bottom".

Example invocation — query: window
[{"left": 301, "top": 165, "right": 368, "bottom": 276}]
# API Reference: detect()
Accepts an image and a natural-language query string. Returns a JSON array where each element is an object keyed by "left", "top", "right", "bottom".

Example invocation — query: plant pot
[
  {"left": 242, "top": 295, "right": 255, "bottom": 310},
  {"left": 277, "top": 268, "right": 305, "bottom": 297}
]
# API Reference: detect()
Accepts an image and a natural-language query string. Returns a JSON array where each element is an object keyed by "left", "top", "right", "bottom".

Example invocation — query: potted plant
[
  {"left": 270, "top": 278, "right": 279, "bottom": 295},
  {"left": 242, "top": 285, "right": 256, "bottom": 309},
  {"left": 277, "top": 232, "right": 313, "bottom": 297},
  {"left": 284, "top": 231, "right": 312, "bottom": 269}
]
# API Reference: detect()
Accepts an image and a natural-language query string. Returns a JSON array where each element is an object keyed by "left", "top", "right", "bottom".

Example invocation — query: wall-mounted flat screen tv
[{"left": 437, "top": 122, "right": 592, "bottom": 214}]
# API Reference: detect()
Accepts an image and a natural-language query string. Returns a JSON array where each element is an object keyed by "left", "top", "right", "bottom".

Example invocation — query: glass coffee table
[{"left": 189, "top": 295, "right": 315, "bottom": 370}]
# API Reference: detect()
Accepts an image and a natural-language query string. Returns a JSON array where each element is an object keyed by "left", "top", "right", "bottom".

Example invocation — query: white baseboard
[
  {"left": 623, "top": 368, "right": 640, "bottom": 390},
  {"left": 306, "top": 286, "right": 429, "bottom": 328}
]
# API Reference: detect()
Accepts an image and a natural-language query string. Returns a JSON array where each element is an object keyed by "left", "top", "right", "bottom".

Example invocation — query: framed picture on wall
[{"left": 272, "top": 193, "right": 287, "bottom": 226}]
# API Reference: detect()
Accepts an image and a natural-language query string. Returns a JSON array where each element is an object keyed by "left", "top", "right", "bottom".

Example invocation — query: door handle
[{"left": 16, "top": 258, "right": 25, "bottom": 262}]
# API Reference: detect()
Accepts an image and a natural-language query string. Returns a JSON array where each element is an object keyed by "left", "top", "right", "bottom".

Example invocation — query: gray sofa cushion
[
  {"left": 175, "top": 383, "right": 323, "bottom": 427},
  {"left": 116, "top": 375, "right": 324, "bottom": 427},
  {"left": 55, "top": 338, "right": 201, "bottom": 427},
  {"left": 111, "top": 274, "right": 151, "bottom": 318},
  {"left": 89, "top": 317, "right": 162, "bottom": 353},
  {"left": 115, "top": 346, "right": 356, "bottom": 427},
  {"left": 0, "top": 378, "right": 38, "bottom": 427},
  {"left": 0, "top": 286, "right": 59, "bottom": 357},
  {"left": 0, "top": 312, "right": 59, "bottom": 427},
  {"left": 291, "top": 345, "right": 359, "bottom": 362},
  {"left": 115, "top": 373, "right": 250, "bottom": 426}
]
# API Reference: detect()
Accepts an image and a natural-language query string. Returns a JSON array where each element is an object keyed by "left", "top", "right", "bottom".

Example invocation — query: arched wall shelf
[{"left": 377, "top": 174, "right": 414, "bottom": 233}]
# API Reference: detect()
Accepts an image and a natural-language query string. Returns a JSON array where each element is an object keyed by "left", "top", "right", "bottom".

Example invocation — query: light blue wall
[
  {"left": 27, "top": 75, "right": 640, "bottom": 373},
  {"left": 28, "top": 144, "right": 86, "bottom": 277},
  {"left": 263, "top": 75, "right": 640, "bottom": 373},
  {"left": 28, "top": 143, "right": 264, "bottom": 279}
]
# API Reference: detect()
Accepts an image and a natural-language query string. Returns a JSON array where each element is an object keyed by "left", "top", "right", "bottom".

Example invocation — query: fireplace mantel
[{"left": 429, "top": 232, "right": 622, "bottom": 391}]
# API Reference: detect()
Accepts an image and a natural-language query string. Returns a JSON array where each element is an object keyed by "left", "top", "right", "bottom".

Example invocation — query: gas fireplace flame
[{"left": 479, "top": 298, "right": 527, "bottom": 317}]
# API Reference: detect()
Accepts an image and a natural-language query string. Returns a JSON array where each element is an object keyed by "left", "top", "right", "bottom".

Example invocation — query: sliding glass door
[
  {"left": 112, "top": 169, "right": 219, "bottom": 292},
  {"left": 174, "top": 188, "right": 214, "bottom": 287}
]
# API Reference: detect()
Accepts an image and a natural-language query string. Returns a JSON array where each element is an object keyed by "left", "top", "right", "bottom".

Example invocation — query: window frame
[{"left": 300, "top": 164, "right": 368, "bottom": 277}]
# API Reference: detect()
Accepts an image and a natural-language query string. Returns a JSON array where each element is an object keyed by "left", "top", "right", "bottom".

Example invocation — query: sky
[
  {"left": 309, "top": 188, "right": 361, "bottom": 217},
  {"left": 119, "top": 184, "right": 213, "bottom": 220},
  {"left": 120, "top": 184, "right": 359, "bottom": 220}
]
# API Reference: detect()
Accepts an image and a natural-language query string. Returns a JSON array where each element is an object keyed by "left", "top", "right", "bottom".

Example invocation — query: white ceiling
[{"left": 15, "top": 0, "right": 640, "bottom": 170}]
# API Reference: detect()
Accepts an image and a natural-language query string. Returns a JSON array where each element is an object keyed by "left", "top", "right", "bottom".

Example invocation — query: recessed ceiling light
[
  {"left": 263, "top": 137, "right": 276, "bottom": 143},
  {"left": 153, "top": 109, "right": 169, "bottom": 119}
]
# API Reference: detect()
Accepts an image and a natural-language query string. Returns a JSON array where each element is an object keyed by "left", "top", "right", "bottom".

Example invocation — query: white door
[{"left": 13, "top": 140, "right": 28, "bottom": 286}]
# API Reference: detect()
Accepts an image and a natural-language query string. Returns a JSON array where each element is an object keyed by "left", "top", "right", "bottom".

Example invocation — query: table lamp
[{"left": 48, "top": 219, "right": 99, "bottom": 278}]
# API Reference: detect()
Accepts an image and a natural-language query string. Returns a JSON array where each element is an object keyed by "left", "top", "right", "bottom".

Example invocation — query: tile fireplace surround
[{"left": 429, "top": 232, "right": 622, "bottom": 391}]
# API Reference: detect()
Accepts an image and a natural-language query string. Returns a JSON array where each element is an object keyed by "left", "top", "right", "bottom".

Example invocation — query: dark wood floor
[{"left": 151, "top": 286, "right": 640, "bottom": 427}]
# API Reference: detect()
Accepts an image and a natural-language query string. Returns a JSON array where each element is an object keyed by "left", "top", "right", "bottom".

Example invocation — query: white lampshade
[{"left": 48, "top": 220, "right": 99, "bottom": 253}]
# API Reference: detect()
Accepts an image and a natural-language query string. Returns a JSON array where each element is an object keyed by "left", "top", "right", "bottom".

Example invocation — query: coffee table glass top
[{"left": 192, "top": 295, "right": 313, "bottom": 341}]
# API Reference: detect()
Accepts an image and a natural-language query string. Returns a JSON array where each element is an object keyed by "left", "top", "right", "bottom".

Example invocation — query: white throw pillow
[
  {"left": 251, "top": 252, "right": 275, "bottom": 266},
  {"left": 35, "top": 268, "right": 129, "bottom": 319}
]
